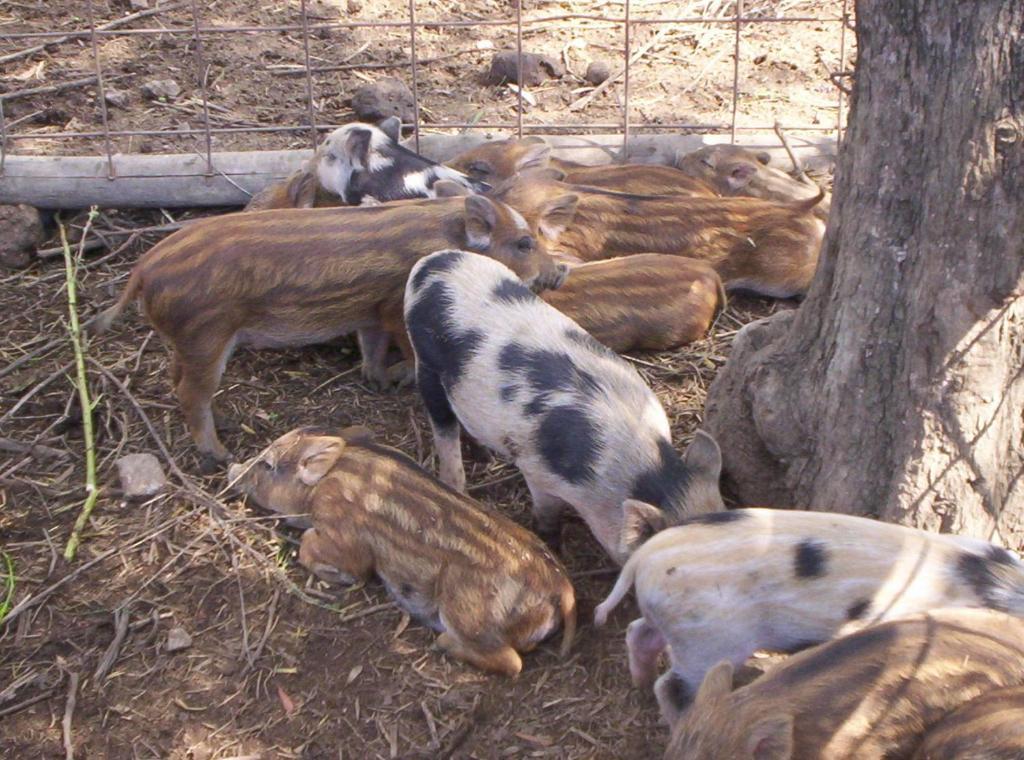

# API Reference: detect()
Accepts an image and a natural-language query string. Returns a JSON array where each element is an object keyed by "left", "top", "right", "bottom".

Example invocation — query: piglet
[
  {"left": 540, "top": 254, "right": 725, "bottom": 353},
  {"left": 447, "top": 136, "right": 717, "bottom": 197},
  {"left": 594, "top": 508, "right": 1024, "bottom": 725},
  {"left": 665, "top": 609, "right": 1024, "bottom": 760},
  {"left": 227, "top": 425, "right": 576, "bottom": 677},
  {"left": 245, "top": 117, "right": 486, "bottom": 211},
  {"left": 675, "top": 144, "right": 831, "bottom": 221},
  {"left": 912, "top": 686, "right": 1024, "bottom": 760},
  {"left": 404, "top": 249, "right": 725, "bottom": 565}
]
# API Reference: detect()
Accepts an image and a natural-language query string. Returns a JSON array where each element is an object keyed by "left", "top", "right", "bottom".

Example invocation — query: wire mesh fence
[{"left": 0, "top": 0, "right": 853, "bottom": 175}]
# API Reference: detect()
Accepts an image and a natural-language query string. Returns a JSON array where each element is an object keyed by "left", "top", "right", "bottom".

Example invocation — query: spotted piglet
[
  {"left": 404, "top": 249, "right": 725, "bottom": 565},
  {"left": 594, "top": 508, "right": 1024, "bottom": 725}
]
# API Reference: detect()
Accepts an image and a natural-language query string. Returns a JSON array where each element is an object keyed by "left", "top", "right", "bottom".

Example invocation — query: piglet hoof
[
  {"left": 386, "top": 360, "right": 416, "bottom": 389},
  {"left": 198, "top": 453, "right": 228, "bottom": 476}
]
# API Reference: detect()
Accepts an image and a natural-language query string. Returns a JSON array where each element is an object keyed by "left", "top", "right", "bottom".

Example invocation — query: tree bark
[{"left": 704, "top": 0, "right": 1024, "bottom": 547}]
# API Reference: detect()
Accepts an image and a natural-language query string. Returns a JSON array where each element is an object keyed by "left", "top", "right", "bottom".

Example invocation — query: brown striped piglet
[
  {"left": 244, "top": 117, "right": 485, "bottom": 211},
  {"left": 404, "top": 250, "right": 725, "bottom": 565},
  {"left": 540, "top": 254, "right": 725, "bottom": 353},
  {"left": 912, "top": 686, "right": 1024, "bottom": 760},
  {"left": 94, "top": 183, "right": 576, "bottom": 469},
  {"left": 665, "top": 609, "right": 1024, "bottom": 760},
  {"left": 492, "top": 169, "right": 826, "bottom": 298},
  {"left": 446, "top": 136, "right": 717, "bottom": 197},
  {"left": 594, "top": 508, "right": 1024, "bottom": 726},
  {"left": 227, "top": 425, "right": 576, "bottom": 677},
  {"left": 675, "top": 144, "right": 831, "bottom": 221}
]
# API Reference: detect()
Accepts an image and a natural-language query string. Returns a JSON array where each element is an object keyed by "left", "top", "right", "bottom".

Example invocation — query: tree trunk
[{"left": 703, "top": 0, "right": 1024, "bottom": 548}]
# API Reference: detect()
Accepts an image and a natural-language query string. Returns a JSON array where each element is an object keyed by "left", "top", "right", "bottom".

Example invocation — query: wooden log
[{"left": 0, "top": 133, "right": 837, "bottom": 209}]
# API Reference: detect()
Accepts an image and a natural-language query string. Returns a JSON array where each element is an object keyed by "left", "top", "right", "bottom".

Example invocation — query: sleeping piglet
[
  {"left": 404, "top": 249, "right": 725, "bottom": 565},
  {"left": 227, "top": 425, "right": 576, "bottom": 677},
  {"left": 594, "top": 508, "right": 1024, "bottom": 725},
  {"left": 245, "top": 117, "right": 486, "bottom": 211}
]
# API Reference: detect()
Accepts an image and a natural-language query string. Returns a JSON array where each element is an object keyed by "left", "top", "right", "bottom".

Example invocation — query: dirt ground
[
  {"left": 1, "top": 0, "right": 851, "bottom": 156},
  {"left": 1, "top": 213, "right": 794, "bottom": 758},
  {"left": 2, "top": 1, "right": 850, "bottom": 758}
]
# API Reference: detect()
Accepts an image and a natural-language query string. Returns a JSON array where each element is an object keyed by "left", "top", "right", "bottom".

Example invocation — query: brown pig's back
[
  {"left": 316, "top": 442, "right": 568, "bottom": 586},
  {"left": 132, "top": 200, "right": 465, "bottom": 341}
]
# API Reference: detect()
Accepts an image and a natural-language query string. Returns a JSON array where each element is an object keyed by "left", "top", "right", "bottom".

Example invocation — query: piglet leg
[
  {"left": 418, "top": 363, "right": 466, "bottom": 492},
  {"left": 525, "top": 480, "right": 567, "bottom": 551},
  {"left": 298, "top": 528, "right": 371, "bottom": 586},
  {"left": 357, "top": 327, "right": 393, "bottom": 390},
  {"left": 173, "top": 335, "right": 235, "bottom": 470},
  {"left": 626, "top": 617, "right": 667, "bottom": 688},
  {"left": 435, "top": 631, "right": 523, "bottom": 677}
]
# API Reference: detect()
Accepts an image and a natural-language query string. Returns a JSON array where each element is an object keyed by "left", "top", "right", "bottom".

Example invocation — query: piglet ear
[
  {"left": 286, "top": 169, "right": 318, "bottom": 207},
  {"left": 694, "top": 660, "right": 734, "bottom": 706},
  {"left": 515, "top": 140, "right": 553, "bottom": 172},
  {"left": 748, "top": 715, "right": 794, "bottom": 760},
  {"left": 377, "top": 116, "right": 402, "bottom": 143},
  {"left": 539, "top": 193, "right": 578, "bottom": 239},
  {"left": 434, "top": 179, "right": 473, "bottom": 197},
  {"left": 464, "top": 195, "right": 497, "bottom": 249},
  {"left": 345, "top": 128, "right": 374, "bottom": 171},
  {"left": 298, "top": 437, "right": 346, "bottom": 486},
  {"left": 684, "top": 430, "right": 722, "bottom": 482},
  {"left": 619, "top": 499, "right": 667, "bottom": 556},
  {"left": 726, "top": 161, "right": 758, "bottom": 190}
]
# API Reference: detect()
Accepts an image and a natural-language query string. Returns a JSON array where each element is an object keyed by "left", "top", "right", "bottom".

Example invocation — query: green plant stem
[
  {"left": 61, "top": 209, "right": 101, "bottom": 562},
  {"left": 0, "top": 551, "right": 15, "bottom": 623}
]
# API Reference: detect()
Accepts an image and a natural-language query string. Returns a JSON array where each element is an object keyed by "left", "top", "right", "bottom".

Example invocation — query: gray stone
[
  {"left": 350, "top": 77, "right": 415, "bottom": 124},
  {"left": 104, "top": 88, "right": 129, "bottom": 109},
  {"left": 585, "top": 60, "right": 612, "bottom": 86},
  {"left": 0, "top": 204, "right": 43, "bottom": 270},
  {"left": 115, "top": 453, "right": 167, "bottom": 498},
  {"left": 486, "top": 51, "right": 565, "bottom": 87},
  {"left": 166, "top": 626, "right": 193, "bottom": 653},
  {"left": 140, "top": 79, "right": 181, "bottom": 101}
]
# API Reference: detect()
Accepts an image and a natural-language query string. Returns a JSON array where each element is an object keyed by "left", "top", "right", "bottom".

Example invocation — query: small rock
[
  {"left": 0, "top": 204, "right": 44, "bottom": 270},
  {"left": 140, "top": 78, "right": 180, "bottom": 100},
  {"left": 129, "top": 0, "right": 150, "bottom": 9},
  {"left": 585, "top": 60, "right": 611, "bottom": 86},
  {"left": 115, "top": 453, "right": 167, "bottom": 498},
  {"left": 347, "top": 0, "right": 362, "bottom": 12},
  {"left": 104, "top": 88, "right": 129, "bottom": 109},
  {"left": 350, "top": 77, "right": 415, "bottom": 123},
  {"left": 166, "top": 626, "right": 193, "bottom": 653},
  {"left": 486, "top": 51, "right": 564, "bottom": 87}
]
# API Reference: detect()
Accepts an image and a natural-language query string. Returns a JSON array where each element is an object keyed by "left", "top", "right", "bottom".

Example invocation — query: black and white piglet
[
  {"left": 321, "top": 118, "right": 488, "bottom": 205},
  {"left": 595, "top": 508, "right": 1024, "bottom": 725},
  {"left": 244, "top": 118, "right": 487, "bottom": 211},
  {"left": 404, "top": 249, "right": 725, "bottom": 565}
]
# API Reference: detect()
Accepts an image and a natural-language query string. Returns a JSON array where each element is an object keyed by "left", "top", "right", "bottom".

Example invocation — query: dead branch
[
  {"left": 1, "top": 74, "right": 128, "bottom": 103},
  {"left": 60, "top": 668, "right": 79, "bottom": 760},
  {"left": 0, "top": 3, "right": 187, "bottom": 66},
  {"left": 93, "top": 606, "right": 132, "bottom": 687},
  {"left": 772, "top": 121, "right": 813, "bottom": 185}
]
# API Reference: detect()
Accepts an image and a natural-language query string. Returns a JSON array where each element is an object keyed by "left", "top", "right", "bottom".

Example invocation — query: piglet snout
[
  {"left": 531, "top": 263, "right": 570, "bottom": 293},
  {"left": 226, "top": 462, "right": 246, "bottom": 489}
]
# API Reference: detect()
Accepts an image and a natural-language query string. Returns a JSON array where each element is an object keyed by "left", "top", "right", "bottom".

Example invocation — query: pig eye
[
  {"left": 325, "top": 153, "right": 336, "bottom": 163},
  {"left": 259, "top": 459, "right": 274, "bottom": 471},
  {"left": 467, "top": 161, "right": 491, "bottom": 179},
  {"left": 516, "top": 236, "right": 534, "bottom": 253}
]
